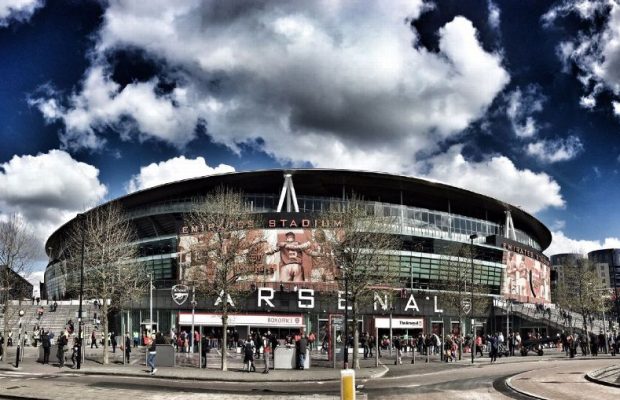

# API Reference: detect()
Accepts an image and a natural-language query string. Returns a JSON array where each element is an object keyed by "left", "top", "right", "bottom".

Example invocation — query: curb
[
  {"left": 504, "top": 373, "right": 549, "bottom": 400},
  {"left": 63, "top": 367, "right": 390, "bottom": 383},
  {"left": 585, "top": 365, "right": 620, "bottom": 388}
]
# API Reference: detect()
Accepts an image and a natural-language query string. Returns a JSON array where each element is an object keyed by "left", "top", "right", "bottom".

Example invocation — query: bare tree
[
  {"left": 64, "top": 203, "right": 148, "bottom": 364},
  {"left": 317, "top": 197, "right": 400, "bottom": 370},
  {"left": 183, "top": 187, "right": 264, "bottom": 371},
  {"left": 555, "top": 258, "right": 607, "bottom": 354},
  {"left": 0, "top": 214, "right": 36, "bottom": 363},
  {"left": 435, "top": 242, "right": 491, "bottom": 360}
]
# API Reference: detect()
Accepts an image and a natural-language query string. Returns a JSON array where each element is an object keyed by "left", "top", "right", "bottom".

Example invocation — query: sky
[{"left": 2, "top": 0, "right": 620, "bottom": 287}]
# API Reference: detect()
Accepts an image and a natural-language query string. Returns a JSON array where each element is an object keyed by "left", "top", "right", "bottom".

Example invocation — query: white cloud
[
  {"left": 546, "top": 1, "right": 620, "bottom": 114},
  {"left": 0, "top": 0, "right": 43, "bottom": 27},
  {"left": 505, "top": 86, "right": 545, "bottom": 138},
  {"left": 0, "top": 150, "right": 107, "bottom": 257},
  {"left": 487, "top": 0, "right": 501, "bottom": 30},
  {"left": 126, "top": 156, "right": 235, "bottom": 193},
  {"left": 526, "top": 136, "right": 584, "bottom": 163},
  {"left": 545, "top": 230, "right": 620, "bottom": 257},
  {"left": 613, "top": 100, "right": 620, "bottom": 116},
  {"left": 419, "top": 145, "right": 565, "bottom": 214},
  {"left": 34, "top": 1, "right": 509, "bottom": 176}
]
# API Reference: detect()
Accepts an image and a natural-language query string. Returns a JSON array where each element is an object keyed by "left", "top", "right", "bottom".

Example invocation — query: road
[{"left": 0, "top": 355, "right": 618, "bottom": 399}]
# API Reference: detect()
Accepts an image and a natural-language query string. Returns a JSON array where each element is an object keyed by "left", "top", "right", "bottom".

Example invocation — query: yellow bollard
[{"left": 341, "top": 369, "right": 356, "bottom": 400}]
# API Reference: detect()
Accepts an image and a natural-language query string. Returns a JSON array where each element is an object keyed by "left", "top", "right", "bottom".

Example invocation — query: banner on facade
[
  {"left": 178, "top": 312, "right": 305, "bottom": 327},
  {"left": 375, "top": 317, "right": 424, "bottom": 329}
]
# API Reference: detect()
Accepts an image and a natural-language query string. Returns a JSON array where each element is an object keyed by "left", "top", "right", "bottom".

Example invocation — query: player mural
[
  {"left": 503, "top": 250, "right": 551, "bottom": 304},
  {"left": 178, "top": 227, "right": 337, "bottom": 285}
]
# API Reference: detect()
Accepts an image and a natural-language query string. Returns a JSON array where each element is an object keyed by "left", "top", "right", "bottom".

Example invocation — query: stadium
[{"left": 43, "top": 169, "right": 555, "bottom": 342}]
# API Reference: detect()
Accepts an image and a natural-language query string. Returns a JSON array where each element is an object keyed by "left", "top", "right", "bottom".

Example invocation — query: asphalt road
[{"left": 0, "top": 355, "right": 618, "bottom": 399}]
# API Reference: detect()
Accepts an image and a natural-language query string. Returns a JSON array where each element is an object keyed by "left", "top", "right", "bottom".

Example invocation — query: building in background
[{"left": 0, "top": 265, "right": 34, "bottom": 301}]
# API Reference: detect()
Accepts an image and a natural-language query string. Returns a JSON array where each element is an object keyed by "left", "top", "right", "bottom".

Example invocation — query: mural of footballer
[{"left": 265, "top": 231, "right": 320, "bottom": 282}]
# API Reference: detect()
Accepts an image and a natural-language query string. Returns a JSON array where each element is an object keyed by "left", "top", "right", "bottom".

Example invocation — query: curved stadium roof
[{"left": 46, "top": 169, "right": 552, "bottom": 251}]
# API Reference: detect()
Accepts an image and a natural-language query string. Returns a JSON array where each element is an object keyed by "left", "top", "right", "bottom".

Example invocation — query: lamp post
[
  {"left": 77, "top": 213, "right": 85, "bottom": 369},
  {"left": 149, "top": 273, "right": 153, "bottom": 334},
  {"left": 15, "top": 309, "right": 24, "bottom": 367},
  {"left": 190, "top": 285, "right": 196, "bottom": 353},
  {"left": 469, "top": 234, "right": 478, "bottom": 364}
]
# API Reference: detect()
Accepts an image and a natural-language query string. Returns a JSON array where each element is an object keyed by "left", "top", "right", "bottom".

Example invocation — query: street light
[
  {"left": 15, "top": 309, "right": 24, "bottom": 368},
  {"left": 77, "top": 213, "right": 85, "bottom": 369},
  {"left": 469, "top": 234, "right": 478, "bottom": 364}
]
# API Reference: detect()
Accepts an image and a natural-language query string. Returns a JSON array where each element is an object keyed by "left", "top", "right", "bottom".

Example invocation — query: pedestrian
[
  {"left": 297, "top": 333, "right": 308, "bottom": 369},
  {"left": 243, "top": 336, "right": 255, "bottom": 372},
  {"left": 200, "top": 334, "right": 210, "bottom": 368},
  {"left": 91, "top": 329, "right": 98, "bottom": 348},
  {"left": 394, "top": 336, "right": 402, "bottom": 365},
  {"left": 475, "top": 334, "right": 484, "bottom": 357},
  {"left": 124, "top": 332, "right": 132, "bottom": 363},
  {"left": 262, "top": 334, "right": 270, "bottom": 373},
  {"left": 57, "top": 331, "right": 68, "bottom": 368},
  {"left": 41, "top": 331, "right": 51, "bottom": 364},
  {"left": 111, "top": 333, "right": 117, "bottom": 353},
  {"left": 0, "top": 333, "right": 4, "bottom": 361},
  {"left": 489, "top": 333, "right": 498, "bottom": 363},
  {"left": 146, "top": 333, "right": 157, "bottom": 375},
  {"left": 70, "top": 337, "right": 80, "bottom": 369}
]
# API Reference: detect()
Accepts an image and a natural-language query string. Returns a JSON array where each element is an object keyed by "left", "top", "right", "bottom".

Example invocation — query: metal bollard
[{"left": 341, "top": 369, "right": 355, "bottom": 400}]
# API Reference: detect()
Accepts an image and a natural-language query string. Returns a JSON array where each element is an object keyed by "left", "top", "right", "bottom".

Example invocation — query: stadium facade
[{"left": 44, "top": 169, "right": 552, "bottom": 340}]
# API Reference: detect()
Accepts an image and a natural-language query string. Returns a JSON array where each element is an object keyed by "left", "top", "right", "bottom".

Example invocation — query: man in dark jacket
[
  {"left": 57, "top": 332, "right": 68, "bottom": 368},
  {"left": 200, "top": 335, "right": 209, "bottom": 368},
  {"left": 297, "top": 333, "right": 308, "bottom": 370},
  {"left": 41, "top": 331, "right": 51, "bottom": 364},
  {"left": 124, "top": 333, "right": 132, "bottom": 363}
]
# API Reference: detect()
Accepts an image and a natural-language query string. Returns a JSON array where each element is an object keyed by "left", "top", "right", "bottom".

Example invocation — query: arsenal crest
[
  {"left": 171, "top": 284, "right": 190, "bottom": 305},
  {"left": 461, "top": 299, "right": 472, "bottom": 315}
]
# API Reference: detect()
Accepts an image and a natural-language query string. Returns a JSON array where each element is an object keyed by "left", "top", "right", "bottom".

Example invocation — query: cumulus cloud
[
  {"left": 0, "top": 150, "right": 107, "bottom": 257},
  {"left": 545, "top": 1, "right": 620, "bottom": 115},
  {"left": 33, "top": 1, "right": 509, "bottom": 175},
  {"left": 505, "top": 85, "right": 545, "bottom": 138},
  {"left": 419, "top": 145, "right": 565, "bottom": 214},
  {"left": 545, "top": 230, "right": 620, "bottom": 256},
  {"left": 0, "top": 0, "right": 43, "bottom": 27},
  {"left": 126, "top": 156, "right": 235, "bottom": 193},
  {"left": 526, "top": 136, "right": 584, "bottom": 163}
]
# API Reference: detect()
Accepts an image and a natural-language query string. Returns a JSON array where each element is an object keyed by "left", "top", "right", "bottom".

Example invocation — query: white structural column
[
  {"left": 504, "top": 211, "right": 517, "bottom": 241},
  {"left": 276, "top": 172, "right": 300, "bottom": 213}
]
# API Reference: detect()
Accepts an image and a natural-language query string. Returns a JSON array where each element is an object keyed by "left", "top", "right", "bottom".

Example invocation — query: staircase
[
  {"left": 495, "top": 299, "right": 608, "bottom": 334},
  {"left": 0, "top": 301, "right": 96, "bottom": 341}
]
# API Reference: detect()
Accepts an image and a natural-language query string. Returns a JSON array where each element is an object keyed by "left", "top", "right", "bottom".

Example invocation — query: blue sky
[{"left": 2, "top": 0, "right": 620, "bottom": 284}]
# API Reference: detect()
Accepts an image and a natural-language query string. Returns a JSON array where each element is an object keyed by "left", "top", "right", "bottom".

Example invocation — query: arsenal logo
[{"left": 171, "top": 284, "right": 190, "bottom": 305}]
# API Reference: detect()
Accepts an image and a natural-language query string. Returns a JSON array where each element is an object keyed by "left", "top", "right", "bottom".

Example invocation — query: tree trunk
[
  {"left": 102, "top": 302, "right": 109, "bottom": 364},
  {"left": 221, "top": 314, "right": 228, "bottom": 371},
  {"left": 582, "top": 311, "right": 590, "bottom": 356},
  {"left": 352, "top": 301, "right": 359, "bottom": 370}
]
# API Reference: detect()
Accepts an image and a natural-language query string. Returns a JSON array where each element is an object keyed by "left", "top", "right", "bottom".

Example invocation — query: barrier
[{"left": 340, "top": 369, "right": 355, "bottom": 400}]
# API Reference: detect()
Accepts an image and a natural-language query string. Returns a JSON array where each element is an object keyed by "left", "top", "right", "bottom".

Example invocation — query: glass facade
[{"left": 127, "top": 194, "right": 543, "bottom": 250}]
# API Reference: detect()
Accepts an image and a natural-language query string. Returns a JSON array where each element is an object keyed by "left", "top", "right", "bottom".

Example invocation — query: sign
[
  {"left": 171, "top": 285, "right": 190, "bottom": 306},
  {"left": 461, "top": 299, "right": 472, "bottom": 315},
  {"left": 179, "top": 313, "right": 305, "bottom": 327},
  {"left": 375, "top": 317, "right": 424, "bottom": 329}
]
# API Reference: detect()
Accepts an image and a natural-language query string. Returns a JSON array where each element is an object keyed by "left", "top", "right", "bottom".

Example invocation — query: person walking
[
  {"left": 262, "top": 334, "right": 270, "bottom": 373},
  {"left": 111, "top": 333, "right": 117, "bottom": 353},
  {"left": 489, "top": 333, "right": 499, "bottom": 363},
  {"left": 91, "top": 330, "right": 98, "bottom": 349},
  {"left": 146, "top": 333, "right": 157, "bottom": 375},
  {"left": 475, "top": 334, "right": 484, "bottom": 357},
  {"left": 297, "top": 333, "right": 308, "bottom": 370},
  {"left": 394, "top": 336, "right": 402, "bottom": 365},
  {"left": 243, "top": 336, "right": 255, "bottom": 372},
  {"left": 362, "top": 333, "right": 369, "bottom": 359},
  {"left": 70, "top": 337, "right": 80, "bottom": 369},
  {"left": 200, "top": 334, "right": 209, "bottom": 368},
  {"left": 56, "top": 331, "right": 68, "bottom": 368},
  {"left": 41, "top": 331, "right": 51, "bottom": 364},
  {"left": 124, "top": 332, "right": 132, "bottom": 363}
]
